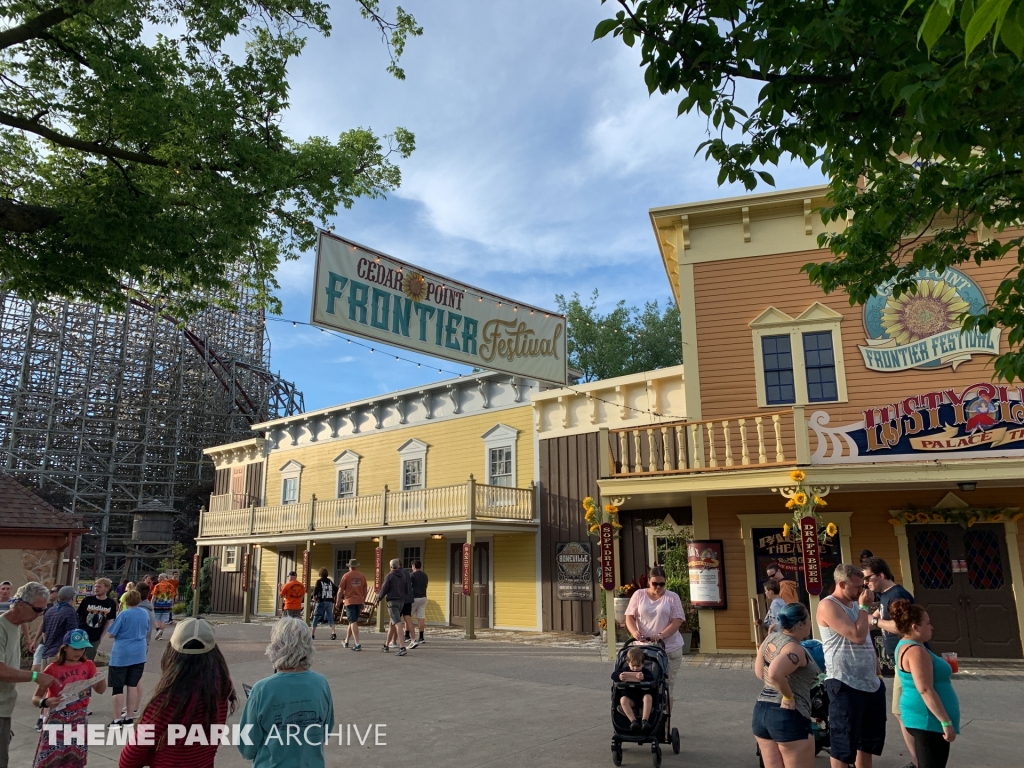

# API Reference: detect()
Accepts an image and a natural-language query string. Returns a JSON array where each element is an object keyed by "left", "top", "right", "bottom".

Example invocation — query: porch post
[
  {"left": 1004, "top": 520, "right": 1024, "bottom": 651},
  {"left": 598, "top": 434, "right": 617, "bottom": 661},
  {"left": 303, "top": 539, "right": 313, "bottom": 626},
  {"left": 692, "top": 493, "right": 718, "bottom": 653},
  {"left": 376, "top": 535, "right": 388, "bottom": 633},
  {"left": 242, "top": 543, "right": 252, "bottom": 623},
  {"left": 465, "top": 527, "right": 476, "bottom": 640}
]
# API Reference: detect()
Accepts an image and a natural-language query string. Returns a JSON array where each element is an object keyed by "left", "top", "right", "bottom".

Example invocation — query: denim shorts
[
  {"left": 751, "top": 701, "right": 813, "bottom": 743},
  {"left": 345, "top": 604, "right": 361, "bottom": 624}
]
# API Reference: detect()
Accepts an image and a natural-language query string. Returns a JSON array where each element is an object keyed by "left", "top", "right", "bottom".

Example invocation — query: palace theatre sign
[{"left": 311, "top": 232, "right": 567, "bottom": 385}]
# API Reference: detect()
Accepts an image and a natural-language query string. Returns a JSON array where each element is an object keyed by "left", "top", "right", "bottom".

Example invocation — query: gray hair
[
  {"left": 14, "top": 582, "right": 49, "bottom": 605},
  {"left": 158, "top": 573, "right": 168, "bottom": 581},
  {"left": 389, "top": 558, "right": 401, "bottom": 569},
  {"left": 834, "top": 563, "right": 863, "bottom": 585},
  {"left": 265, "top": 617, "right": 315, "bottom": 671}
]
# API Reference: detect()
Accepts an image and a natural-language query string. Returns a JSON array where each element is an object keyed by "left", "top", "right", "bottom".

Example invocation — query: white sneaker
[
  {"left": 154, "top": 629, "right": 164, "bottom": 641},
  {"left": 409, "top": 640, "right": 420, "bottom": 649}
]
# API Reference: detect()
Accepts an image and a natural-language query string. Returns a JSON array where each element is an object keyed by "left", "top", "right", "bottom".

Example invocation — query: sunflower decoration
[
  {"left": 1012, "top": 511, "right": 1024, "bottom": 523},
  {"left": 825, "top": 522, "right": 838, "bottom": 537},
  {"left": 990, "top": 512, "right": 1005, "bottom": 523},
  {"left": 792, "top": 492, "right": 808, "bottom": 506},
  {"left": 782, "top": 523, "right": 791, "bottom": 540},
  {"left": 790, "top": 470, "right": 806, "bottom": 483},
  {"left": 780, "top": 471, "right": 838, "bottom": 546},
  {"left": 813, "top": 496, "right": 827, "bottom": 507},
  {"left": 916, "top": 512, "right": 931, "bottom": 523},
  {"left": 582, "top": 496, "right": 622, "bottom": 533},
  {"left": 967, "top": 515, "right": 978, "bottom": 527},
  {"left": 401, "top": 271, "right": 428, "bottom": 302},
  {"left": 880, "top": 279, "right": 969, "bottom": 345}
]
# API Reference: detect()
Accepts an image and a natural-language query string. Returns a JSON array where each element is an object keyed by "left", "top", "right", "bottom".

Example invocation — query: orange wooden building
[{"left": 597, "top": 184, "right": 1024, "bottom": 658}]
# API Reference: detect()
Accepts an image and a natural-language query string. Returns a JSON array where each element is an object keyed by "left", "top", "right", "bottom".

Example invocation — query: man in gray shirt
[{"left": 0, "top": 583, "right": 56, "bottom": 768}]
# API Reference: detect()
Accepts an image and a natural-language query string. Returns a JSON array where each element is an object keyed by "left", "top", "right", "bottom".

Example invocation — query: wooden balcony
[
  {"left": 199, "top": 478, "right": 536, "bottom": 538},
  {"left": 208, "top": 492, "right": 261, "bottom": 512},
  {"left": 606, "top": 407, "right": 807, "bottom": 477}
]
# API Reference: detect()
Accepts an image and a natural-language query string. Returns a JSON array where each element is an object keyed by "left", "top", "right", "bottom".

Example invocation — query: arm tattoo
[{"left": 787, "top": 652, "right": 800, "bottom": 664}]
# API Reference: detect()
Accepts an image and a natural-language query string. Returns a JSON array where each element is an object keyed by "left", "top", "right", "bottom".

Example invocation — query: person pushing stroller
[{"left": 613, "top": 646, "right": 655, "bottom": 733}]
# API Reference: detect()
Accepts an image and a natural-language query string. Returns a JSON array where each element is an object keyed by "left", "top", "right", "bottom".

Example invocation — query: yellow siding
[
  {"left": 265, "top": 406, "right": 534, "bottom": 505},
  {"left": 257, "top": 545, "right": 277, "bottom": 614},
  {"left": 310, "top": 544, "right": 332, "bottom": 581},
  {"left": 423, "top": 537, "right": 447, "bottom": 623},
  {"left": 492, "top": 533, "right": 537, "bottom": 629}
]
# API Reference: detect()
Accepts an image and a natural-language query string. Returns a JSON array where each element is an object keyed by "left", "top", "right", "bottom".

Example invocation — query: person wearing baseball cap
[
  {"left": 118, "top": 618, "right": 237, "bottom": 768},
  {"left": 30, "top": 627, "right": 106, "bottom": 767}
]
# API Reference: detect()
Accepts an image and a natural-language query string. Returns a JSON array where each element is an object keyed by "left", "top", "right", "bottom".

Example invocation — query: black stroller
[{"left": 610, "top": 639, "right": 680, "bottom": 767}]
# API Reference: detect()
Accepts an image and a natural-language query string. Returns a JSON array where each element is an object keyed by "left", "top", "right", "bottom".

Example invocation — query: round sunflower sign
[{"left": 859, "top": 267, "right": 1000, "bottom": 372}]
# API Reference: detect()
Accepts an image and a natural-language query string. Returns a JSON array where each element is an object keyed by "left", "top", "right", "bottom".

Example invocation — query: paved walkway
[{"left": 6, "top": 622, "right": 1021, "bottom": 767}]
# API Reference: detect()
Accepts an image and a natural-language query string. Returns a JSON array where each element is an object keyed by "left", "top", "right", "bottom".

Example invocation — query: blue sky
[{"left": 267, "top": 1, "right": 825, "bottom": 411}]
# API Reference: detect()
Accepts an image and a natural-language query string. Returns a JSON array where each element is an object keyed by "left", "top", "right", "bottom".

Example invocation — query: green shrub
[{"left": 172, "top": 602, "right": 190, "bottom": 615}]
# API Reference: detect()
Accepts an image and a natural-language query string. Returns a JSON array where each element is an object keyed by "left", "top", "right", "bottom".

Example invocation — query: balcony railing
[
  {"left": 199, "top": 478, "right": 536, "bottom": 538},
  {"left": 607, "top": 407, "right": 806, "bottom": 477}
]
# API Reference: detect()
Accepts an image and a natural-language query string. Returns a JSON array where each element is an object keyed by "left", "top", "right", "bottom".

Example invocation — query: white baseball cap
[{"left": 170, "top": 617, "right": 217, "bottom": 655}]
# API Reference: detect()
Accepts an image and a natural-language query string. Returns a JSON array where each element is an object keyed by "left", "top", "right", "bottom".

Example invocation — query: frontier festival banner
[{"left": 310, "top": 233, "right": 567, "bottom": 385}]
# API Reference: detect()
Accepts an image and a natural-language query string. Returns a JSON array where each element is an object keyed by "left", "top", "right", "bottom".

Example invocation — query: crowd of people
[
  {"left": 753, "top": 559, "right": 961, "bottom": 768},
  {"left": 0, "top": 554, "right": 966, "bottom": 768}
]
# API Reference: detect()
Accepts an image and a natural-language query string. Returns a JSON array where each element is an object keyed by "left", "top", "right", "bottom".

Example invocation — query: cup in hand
[{"left": 941, "top": 651, "right": 959, "bottom": 674}]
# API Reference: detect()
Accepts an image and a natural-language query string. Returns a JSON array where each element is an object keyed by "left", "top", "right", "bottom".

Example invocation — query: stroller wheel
[
  {"left": 651, "top": 744, "right": 662, "bottom": 768},
  {"left": 612, "top": 742, "right": 622, "bottom": 766},
  {"left": 670, "top": 727, "right": 680, "bottom": 754}
]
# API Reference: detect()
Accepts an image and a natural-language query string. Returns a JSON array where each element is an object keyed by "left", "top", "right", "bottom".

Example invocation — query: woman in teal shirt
[
  {"left": 891, "top": 599, "right": 960, "bottom": 768},
  {"left": 238, "top": 617, "right": 334, "bottom": 768}
]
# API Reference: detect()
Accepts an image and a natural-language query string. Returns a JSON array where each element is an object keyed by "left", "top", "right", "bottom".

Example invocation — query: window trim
[
  {"left": 279, "top": 460, "right": 304, "bottom": 505},
  {"left": 749, "top": 303, "right": 847, "bottom": 408},
  {"left": 333, "top": 545, "right": 354, "bottom": 585},
  {"left": 481, "top": 423, "right": 519, "bottom": 488},
  {"left": 333, "top": 450, "right": 361, "bottom": 498},
  {"left": 397, "top": 438, "right": 429, "bottom": 490}
]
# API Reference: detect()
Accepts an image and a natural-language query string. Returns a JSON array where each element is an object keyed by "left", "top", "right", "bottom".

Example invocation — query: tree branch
[
  {"left": 0, "top": 198, "right": 63, "bottom": 233},
  {"left": 0, "top": 1, "right": 93, "bottom": 52}
]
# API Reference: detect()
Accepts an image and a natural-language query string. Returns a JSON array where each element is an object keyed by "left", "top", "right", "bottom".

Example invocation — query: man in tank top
[{"left": 817, "top": 563, "right": 886, "bottom": 768}]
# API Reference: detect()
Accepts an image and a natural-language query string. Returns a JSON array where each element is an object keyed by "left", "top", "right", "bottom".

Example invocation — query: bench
[{"left": 333, "top": 587, "right": 378, "bottom": 626}]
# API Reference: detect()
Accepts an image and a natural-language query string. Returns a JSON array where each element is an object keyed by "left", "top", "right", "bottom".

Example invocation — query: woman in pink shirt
[{"left": 625, "top": 566, "right": 686, "bottom": 704}]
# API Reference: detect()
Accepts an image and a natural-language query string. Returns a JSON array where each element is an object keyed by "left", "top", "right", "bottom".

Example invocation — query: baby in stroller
[{"left": 612, "top": 646, "right": 656, "bottom": 732}]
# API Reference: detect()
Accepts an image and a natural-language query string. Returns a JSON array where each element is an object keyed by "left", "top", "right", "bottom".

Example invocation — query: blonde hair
[
  {"left": 94, "top": 577, "right": 112, "bottom": 589},
  {"left": 124, "top": 589, "right": 141, "bottom": 607}
]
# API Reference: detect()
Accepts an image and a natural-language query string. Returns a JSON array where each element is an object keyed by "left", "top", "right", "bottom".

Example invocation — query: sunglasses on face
[
  {"left": 650, "top": 581, "right": 666, "bottom": 588},
  {"left": 13, "top": 598, "right": 45, "bottom": 613}
]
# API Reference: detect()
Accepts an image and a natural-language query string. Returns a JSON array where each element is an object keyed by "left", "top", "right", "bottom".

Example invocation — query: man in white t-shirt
[{"left": 624, "top": 567, "right": 686, "bottom": 704}]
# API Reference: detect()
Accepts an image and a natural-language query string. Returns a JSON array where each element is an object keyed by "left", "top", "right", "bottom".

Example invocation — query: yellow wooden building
[{"left": 197, "top": 371, "right": 548, "bottom": 630}]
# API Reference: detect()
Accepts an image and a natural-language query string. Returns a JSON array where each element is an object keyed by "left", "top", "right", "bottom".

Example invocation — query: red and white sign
[
  {"left": 462, "top": 543, "right": 472, "bottom": 596},
  {"left": 800, "top": 516, "right": 822, "bottom": 596},
  {"left": 599, "top": 523, "right": 615, "bottom": 591},
  {"left": 374, "top": 547, "right": 383, "bottom": 589},
  {"left": 302, "top": 549, "right": 311, "bottom": 589},
  {"left": 191, "top": 553, "right": 199, "bottom": 590}
]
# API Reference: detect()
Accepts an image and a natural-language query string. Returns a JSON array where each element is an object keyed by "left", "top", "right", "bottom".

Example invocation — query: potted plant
[{"left": 614, "top": 582, "right": 636, "bottom": 625}]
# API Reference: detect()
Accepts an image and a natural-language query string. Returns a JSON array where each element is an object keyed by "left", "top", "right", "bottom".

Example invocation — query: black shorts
[
  {"left": 401, "top": 602, "right": 412, "bottom": 617},
  {"left": 826, "top": 678, "right": 887, "bottom": 763},
  {"left": 108, "top": 663, "right": 146, "bottom": 694}
]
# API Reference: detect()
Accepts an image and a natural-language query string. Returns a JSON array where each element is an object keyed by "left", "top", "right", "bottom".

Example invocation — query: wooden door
[
  {"left": 449, "top": 543, "right": 490, "bottom": 628},
  {"left": 231, "top": 466, "right": 245, "bottom": 508},
  {"left": 961, "top": 525, "right": 1022, "bottom": 658},
  {"left": 907, "top": 524, "right": 1021, "bottom": 658},
  {"left": 276, "top": 549, "right": 295, "bottom": 616}
]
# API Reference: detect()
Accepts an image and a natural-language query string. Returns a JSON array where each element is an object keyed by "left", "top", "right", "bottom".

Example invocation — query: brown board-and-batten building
[{"left": 532, "top": 365, "right": 689, "bottom": 633}]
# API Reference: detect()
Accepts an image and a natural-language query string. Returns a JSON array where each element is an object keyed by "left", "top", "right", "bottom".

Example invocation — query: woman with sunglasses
[{"left": 624, "top": 566, "right": 686, "bottom": 705}]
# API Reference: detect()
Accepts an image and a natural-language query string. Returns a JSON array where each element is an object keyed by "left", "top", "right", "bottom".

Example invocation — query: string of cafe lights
[{"left": 265, "top": 316, "right": 670, "bottom": 420}]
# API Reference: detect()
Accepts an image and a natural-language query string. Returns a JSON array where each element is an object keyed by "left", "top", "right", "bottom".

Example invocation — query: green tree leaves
[
  {"left": 596, "top": 0, "right": 1024, "bottom": 380},
  {"left": 0, "top": 0, "right": 421, "bottom": 315},
  {"left": 555, "top": 290, "right": 681, "bottom": 382}
]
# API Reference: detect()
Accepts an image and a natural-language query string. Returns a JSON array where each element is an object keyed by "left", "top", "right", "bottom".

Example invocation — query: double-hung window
[
  {"left": 488, "top": 446, "right": 513, "bottom": 487},
  {"left": 402, "top": 458, "right": 423, "bottom": 491},
  {"left": 282, "top": 477, "right": 299, "bottom": 505},
  {"left": 802, "top": 331, "right": 838, "bottom": 402},
  {"left": 761, "top": 335, "right": 796, "bottom": 405},
  {"left": 337, "top": 469, "right": 356, "bottom": 498}
]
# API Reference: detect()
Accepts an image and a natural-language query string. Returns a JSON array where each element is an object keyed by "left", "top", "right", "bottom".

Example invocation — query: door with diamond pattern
[{"left": 908, "top": 524, "right": 1021, "bottom": 658}]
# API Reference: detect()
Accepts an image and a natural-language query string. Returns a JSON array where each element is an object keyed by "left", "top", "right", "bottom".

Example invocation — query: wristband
[
  {"left": 781, "top": 695, "right": 794, "bottom": 701},
  {"left": 858, "top": 604, "right": 870, "bottom": 613},
  {"left": 39, "top": 699, "right": 47, "bottom": 710},
  {"left": 31, "top": 671, "right": 37, "bottom": 682},
  {"left": 940, "top": 720, "right": 952, "bottom": 727}
]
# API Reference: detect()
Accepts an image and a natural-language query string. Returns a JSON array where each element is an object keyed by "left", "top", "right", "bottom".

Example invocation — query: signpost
[
  {"left": 800, "top": 517, "right": 823, "bottom": 596},
  {"left": 241, "top": 548, "right": 251, "bottom": 623},
  {"left": 191, "top": 552, "right": 200, "bottom": 618},
  {"left": 599, "top": 524, "right": 615, "bottom": 591},
  {"left": 310, "top": 232, "right": 568, "bottom": 384},
  {"left": 374, "top": 547, "right": 383, "bottom": 589}
]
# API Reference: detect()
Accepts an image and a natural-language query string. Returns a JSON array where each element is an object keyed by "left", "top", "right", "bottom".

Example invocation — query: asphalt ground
[{"left": 7, "top": 622, "right": 1022, "bottom": 767}]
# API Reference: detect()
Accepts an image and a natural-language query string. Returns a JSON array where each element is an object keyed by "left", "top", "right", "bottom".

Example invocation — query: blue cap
[{"left": 62, "top": 628, "right": 92, "bottom": 649}]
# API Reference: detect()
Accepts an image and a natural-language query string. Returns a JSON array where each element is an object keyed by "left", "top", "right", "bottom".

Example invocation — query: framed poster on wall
[
  {"left": 687, "top": 540, "right": 727, "bottom": 609},
  {"left": 555, "top": 541, "right": 594, "bottom": 600}
]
